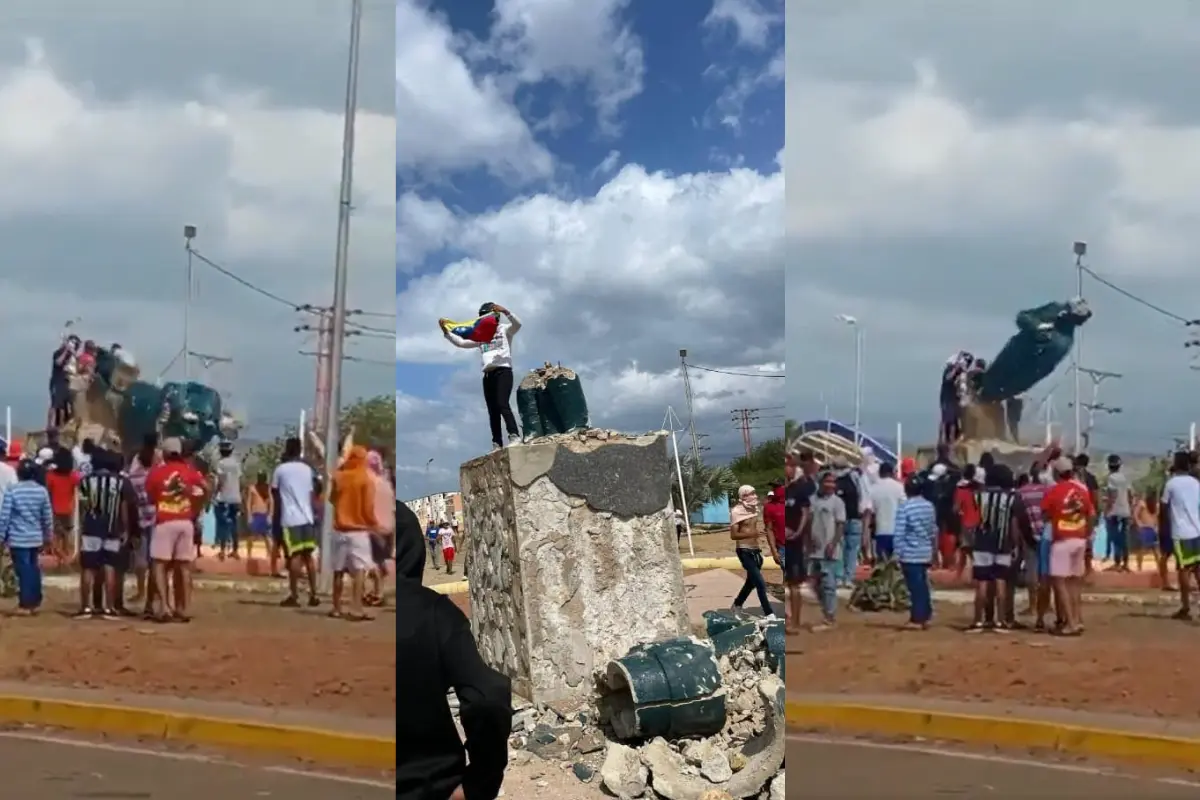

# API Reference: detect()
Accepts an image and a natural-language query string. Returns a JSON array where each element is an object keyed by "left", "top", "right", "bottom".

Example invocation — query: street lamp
[{"left": 835, "top": 314, "right": 863, "bottom": 446}]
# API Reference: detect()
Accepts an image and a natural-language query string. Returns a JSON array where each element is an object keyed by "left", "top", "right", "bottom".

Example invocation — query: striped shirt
[
  {"left": 975, "top": 488, "right": 1023, "bottom": 556},
  {"left": 0, "top": 481, "right": 53, "bottom": 548},
  {"left": 894, "top": 497, "right": 937, "bottom": 564},
  {"left": 1017, "top": 483, "right": 1047, "bottom": 543},
  {"left": 80, "top": 470, "right": 135, "bottom": 539},
  {"left": 126, "top": 459, "right": 157, "bottom": 532}
]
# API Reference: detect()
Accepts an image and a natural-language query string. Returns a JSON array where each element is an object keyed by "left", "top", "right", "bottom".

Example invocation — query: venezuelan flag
[{"left": 441, "top": 313, "right": 499, "bottom": 343}]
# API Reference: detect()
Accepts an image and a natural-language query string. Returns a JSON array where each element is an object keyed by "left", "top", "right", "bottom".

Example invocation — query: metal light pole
[
  {"left": 319, "top": 0, "right": 363, "bottom": 593},
  {"left": 835, "top": 314, "right": 863, "bottom": 446},
  {"left": 1072, "top": 241, "right": 1086, "bottom": 453},
  {"left": 183, "top": 225, "right": 197, "bottom": 382}
]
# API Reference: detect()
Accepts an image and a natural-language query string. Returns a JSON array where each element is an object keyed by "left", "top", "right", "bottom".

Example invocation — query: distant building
[{"left": 406, "top": 491, "right": 464, "bottom": 530}]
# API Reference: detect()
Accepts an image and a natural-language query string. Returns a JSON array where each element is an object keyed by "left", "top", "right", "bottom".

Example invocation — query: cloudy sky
[
  {"left": 0, "top": 1, "right": 395, "bottom": 441},
  {"left": 396, "top": 0, "right": 784, "bottom": 499},
  {"left": 786, "top": 1, "right": 1200, "bottom": 456}
]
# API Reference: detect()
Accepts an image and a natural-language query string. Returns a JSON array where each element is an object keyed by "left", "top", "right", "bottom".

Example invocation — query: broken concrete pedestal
[{"left": 460, "top": 431, "right": 690, "bottom": 706}]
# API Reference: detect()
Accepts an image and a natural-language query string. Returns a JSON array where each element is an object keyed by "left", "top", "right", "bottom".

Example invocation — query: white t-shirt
[
  {"left": 480, "top": 319, "right": 517, "bottom": 372},
  {"left": 1162, "top": 474, "right": 1200, "bottom": 541},
  {"left": 438, "top": 526, "right": 454, "bottom": 550},
  {"left": 869, "top": 477, "right": 906, "bottom": 536},
  {"left": 0, "top": 461, "right": 17, "bottom": 504},
  {"left": 272, "top": 460, "right": 315, "bottom": 528}
]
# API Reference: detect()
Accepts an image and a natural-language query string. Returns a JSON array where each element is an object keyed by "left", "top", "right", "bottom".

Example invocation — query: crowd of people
[
  {"left": 782, "top": 442, "right": 1200, "bottom": 636},
  {"left": 0, "top": 427, "right": 398, "bottom": 623}
]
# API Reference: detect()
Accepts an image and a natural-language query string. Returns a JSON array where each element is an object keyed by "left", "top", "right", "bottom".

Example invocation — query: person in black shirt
[
  {"left": 969, "top": 465, "right": 1026, "bottom": 633},
  {"left": 1073, "top": 453, "right": 1100, "bottom": 567},
  {"left": 397, "top": 501, "right": 511, "bottom": 800},
  {"left": 831, "top": 457, "right": 862, "bottom": 587},
  {"left": 784, "top": 452, "right": 817, "bottom": 634},
  {"left": 76, "top": 450, "right": 138, "bottom": 618}
]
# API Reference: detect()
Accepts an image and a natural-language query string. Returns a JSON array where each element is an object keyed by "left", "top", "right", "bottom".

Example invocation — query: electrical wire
[
  {"left": 1080, "top": 264, "right": 1195, "bottom": 325},
  {"left": 190, "top": 248, "right": 395, "bottom": 331},
  {"left": 685, "top": 362, "right": 785, "bottom": 379}
]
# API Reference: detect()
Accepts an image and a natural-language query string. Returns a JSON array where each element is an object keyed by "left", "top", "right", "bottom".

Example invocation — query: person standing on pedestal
[{"left": 440, "top": 303, "right": 523, "bottom": 451}]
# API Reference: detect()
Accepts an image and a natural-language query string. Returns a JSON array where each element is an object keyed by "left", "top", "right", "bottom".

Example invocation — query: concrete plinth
[{"left": 460, "top": 432, "right": 690, "bottom": 706}]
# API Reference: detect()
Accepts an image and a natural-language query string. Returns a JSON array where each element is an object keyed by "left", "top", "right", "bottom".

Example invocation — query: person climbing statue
[{"left": 439, "top": 303, "right": 523, "bottom": 450}]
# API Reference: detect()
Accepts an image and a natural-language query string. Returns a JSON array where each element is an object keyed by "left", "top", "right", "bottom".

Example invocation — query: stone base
[{"left": 460, "top": 432, "right": 690, "bottom": 706}]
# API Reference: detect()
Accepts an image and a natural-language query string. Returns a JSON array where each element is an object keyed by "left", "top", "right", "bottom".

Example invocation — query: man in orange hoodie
[{"left": 329, "top": 446, "right": 378, "bottom": 620}]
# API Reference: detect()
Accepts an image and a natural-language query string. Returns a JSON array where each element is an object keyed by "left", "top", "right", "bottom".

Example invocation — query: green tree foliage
[
  {"left": 239, "top": 394, "right": 396, "bottom": 485},
  {"left": 729, "top": 435, "right": 785, "bottom": 496}
]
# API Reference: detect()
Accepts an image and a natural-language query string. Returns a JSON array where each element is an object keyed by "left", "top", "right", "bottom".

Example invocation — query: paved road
[
  {"left": 0, "top": 733, "right": 393, "bottom": 798},
  {"left": 787, "top": 734, "right": 1200, "bottom": 798}
]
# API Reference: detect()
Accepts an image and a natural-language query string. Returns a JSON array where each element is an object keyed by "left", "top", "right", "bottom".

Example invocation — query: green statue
[{"left": 976, "top": 299, "right": 1092, "bottom": 403}]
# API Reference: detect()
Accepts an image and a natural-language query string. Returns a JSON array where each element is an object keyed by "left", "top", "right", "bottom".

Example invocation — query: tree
[
  {"left": 729, "top": 435, "right": 785, "bottom": 496},
  {"left": 675, "top": 455, "right": 739, "bottom": 514},
  {"left": 239, "top": 394, "right": 396, "bottom": 484}
]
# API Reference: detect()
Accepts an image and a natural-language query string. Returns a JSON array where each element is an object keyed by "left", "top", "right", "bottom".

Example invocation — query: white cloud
[
  {"left": 396, "top": 163, "right": 784, "bottom": 495},
  {"left": 486, "top": 0, "right": 645, "bottom": 135},
  {"left": 704, "top": 0, "right": 781, "bottom": 50},
  {"left": 785, "top": 3, "right": 1200, "bottom": 452},
  {"left": 0, "top": 28, "right": 395, "bottom": 435},
  {"left": 395, "top": 0, "right": 553, "bottom": 181},
  {"left": 787, "top": 63, "right": 1200, "bottom": 278}
]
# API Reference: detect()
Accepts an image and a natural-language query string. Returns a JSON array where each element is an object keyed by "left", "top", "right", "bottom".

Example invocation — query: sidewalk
[
  {"left": 786, "top": 691, "right": 1200, "bottom": 769},
  {"left": 799, "top": 583, "right": 1178, "bottom": 607},
  {"left": 0, "top": 680, "right": 395, "bottom": 768}
]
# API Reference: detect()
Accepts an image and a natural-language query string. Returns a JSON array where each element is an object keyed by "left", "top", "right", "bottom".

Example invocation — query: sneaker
[
  {"left": 307, "top": 596, "right": 320, "bottom": 608},
  {"left": 280, "top": 596, "right": 301, "bottom": 608},
  {"left": 73, "top": 607, "right": 95, "bottom": 620},
  {"left": 99, "top": 608, "right": 120, "bottom": 620},
  {"left": 810, "top": 620, "right": 835, "bottom": 632},
  {"left": 965, "top": 622, "right": 987, "bottom": 634}
]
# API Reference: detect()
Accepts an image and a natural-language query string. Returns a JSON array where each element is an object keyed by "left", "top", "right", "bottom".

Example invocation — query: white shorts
[
  {"left": 79, "top": 536, "right": 122, "bottom": 554},
  {"left": 330, "top": 532, "right": 373, "bottom": 573}
]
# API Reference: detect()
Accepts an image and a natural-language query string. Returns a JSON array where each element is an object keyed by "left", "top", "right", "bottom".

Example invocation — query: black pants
[
  {"left": 482, "top": 367, "right": 519, "bottom": 446},
  {"left": 733, "top": 547, "right": 774, "bottom": 616}
]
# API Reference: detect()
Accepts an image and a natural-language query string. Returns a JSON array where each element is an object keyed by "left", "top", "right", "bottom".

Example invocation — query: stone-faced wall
[
  {"left": 460, "top": 432, "right": 690, "bottom": 706},
  {"left": 461, "top": 449, "right": 532, "bottom": 699}
]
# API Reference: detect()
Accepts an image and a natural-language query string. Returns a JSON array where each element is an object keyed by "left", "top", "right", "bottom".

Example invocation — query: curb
[
  {"left": 0, "top": 695, "right": 395, "bottom": 769},
  {"left": 785, "top": 700, "right": 1200, "bottom": 770},
  {"left": 428, "top": 556, "right": 749, "bottom": 595}
]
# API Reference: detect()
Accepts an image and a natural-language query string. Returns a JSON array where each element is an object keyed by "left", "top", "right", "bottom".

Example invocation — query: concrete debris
[
  {"left": 463, "top": 615, "right": 783, "bottom": 799},
  {"left": 519, "top": 363, "right": 579, "bottom": 390}
]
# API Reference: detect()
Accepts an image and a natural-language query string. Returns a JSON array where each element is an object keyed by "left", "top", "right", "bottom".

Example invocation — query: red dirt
[
  {"left": 787, "top": 604, "right": 1200, "bottom": 719},
  {"left": 0, "top": 590, "right": 395, "bottom": 718}
]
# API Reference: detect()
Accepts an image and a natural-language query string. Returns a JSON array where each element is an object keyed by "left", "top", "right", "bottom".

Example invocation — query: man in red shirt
[
  {"left": 763, "top": 481, "right": 786, "bottom": 555},
  {"left": 1040, "top": 456, "right": 1095, "bottom": 636},
  {"left": 144, "top": 437, "right": 208, "bottom": 622}
]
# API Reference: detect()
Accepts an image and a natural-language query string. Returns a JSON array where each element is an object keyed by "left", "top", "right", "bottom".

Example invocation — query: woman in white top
[{"left": 440, "top": 302, "right": 523, "bottom": 450}]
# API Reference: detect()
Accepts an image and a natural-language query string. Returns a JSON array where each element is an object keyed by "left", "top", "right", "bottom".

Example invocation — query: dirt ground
[
  {"left": 422, "top": 530, "right": 741, "bottom": 586},
  {"left": 0, "top": 589, "right": 396, "bottom": 719},
  {"left": 787, "top": 602, "right": 1200, "bottom": 719}
]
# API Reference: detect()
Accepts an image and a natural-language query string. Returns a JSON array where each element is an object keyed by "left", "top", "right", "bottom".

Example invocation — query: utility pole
[
  {"left": 731, "top": 408, "right": 760, "bottom": 458},
  {"left": 1072, "top": 241, "right": 1086, "bottom": 452},
  {"left": 183, "top": 226, "right": 197, "bottom": 382},
  {"left": 318, "top": 0, "right": 363, "bottom": 595},
  {"left": 679, "top": 349, "right": 701, "bottom": 463},
  {"left": 1070, "top": 366, "right": 1121, "bottom": 452}
]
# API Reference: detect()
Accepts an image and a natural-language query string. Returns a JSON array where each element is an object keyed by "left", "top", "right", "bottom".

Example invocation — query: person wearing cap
[
  {"left": 439, "top": 302, "right": 524, "bottom": 451},
  {"left": 212, "top": 441, "right": 243, "bottom": 560},
  {"left": 1040, "top": 456, "right": 1096, "bottom": 635},
  {"left": 1160, "top": 450, "right": 1200, "bottom": 620},
  {"left": 1103, "top": 454, "right": 1133, "bottom": 573},
  {"left": 144, "top": 437, "right": 209, "bottom": 622},
  {"left": 784, "top": 453, "right": 818, "bottom": 634},
  {"left": 830, "top": 455, "right": 867, "bottom": 587}
]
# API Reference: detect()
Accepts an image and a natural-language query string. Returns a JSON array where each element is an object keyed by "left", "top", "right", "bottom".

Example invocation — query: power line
[
  {"left": 1080, "top": 263, "right": 1196, "bottom": 325},
  {"left": 685, "top": 362, "right": 784, "bottom": 379},
  {"left": 190, "top": 248, "right": 395, "bottom": 329}
]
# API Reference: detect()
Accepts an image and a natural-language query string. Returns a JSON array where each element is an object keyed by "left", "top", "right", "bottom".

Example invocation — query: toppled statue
[{"left": 940, "top": 298, "right": 1091, "bottom": 445}]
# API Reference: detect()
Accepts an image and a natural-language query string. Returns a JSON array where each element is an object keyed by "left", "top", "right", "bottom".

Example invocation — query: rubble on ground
[{"left": 452, "top": 612, "right": 785, "bottom": 799}]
